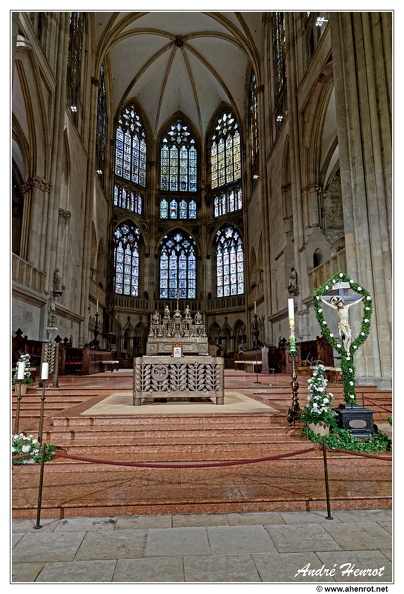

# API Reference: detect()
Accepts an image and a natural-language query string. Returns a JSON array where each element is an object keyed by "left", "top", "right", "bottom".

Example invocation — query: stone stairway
[{"left": 11, "top": 376, "right": 392, "bottom": 519}]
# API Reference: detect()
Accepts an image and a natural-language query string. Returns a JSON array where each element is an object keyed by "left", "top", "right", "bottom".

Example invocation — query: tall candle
[
  {"left": 41, "top": 362, "right": 49, "bottom": 380},
  {"left": 254, "top": 301, "right": 257, "bottom": 314},
  {"left": 288, "top": 298, "right": 295, "bottom": 326},
  {"left": 96, "top": 299, "right": 99, "bottom": 312},
  {"left": 17, "top": 361, "right": 25, "bottom": 380}
]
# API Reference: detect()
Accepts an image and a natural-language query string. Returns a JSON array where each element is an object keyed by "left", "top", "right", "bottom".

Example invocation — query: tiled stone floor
[{"left": 11, "top": 509, "right": 392, "bottom": 583}]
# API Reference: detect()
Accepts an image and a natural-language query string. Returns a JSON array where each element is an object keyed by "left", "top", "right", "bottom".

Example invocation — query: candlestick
[
  {"left": 17, "top": 361, "right": 25, "bottom": 380},
  {"left": 41, "top": 362, "right": 49, "bottom": 380}
]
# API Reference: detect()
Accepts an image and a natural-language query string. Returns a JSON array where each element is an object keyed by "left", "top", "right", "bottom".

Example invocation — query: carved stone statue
[
  {"left": 288, "top": 267, "right": 298, "bottom": 296},
  {"left": 320, "top": 295, "right": 363, "bottom": 351},
  {"left": 195, "top": 311, "right": 202, "bottom": 324},
  {"left": 53, "top": 269, "right": 62, "bottom": 295}
]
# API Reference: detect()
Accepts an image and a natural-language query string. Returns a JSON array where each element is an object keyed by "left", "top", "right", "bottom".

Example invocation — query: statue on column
[
  {"left": 288, "top": 267, "right": 298, "bottom": 296},
  {"left": 53, "top": 269, "right": 63, "bottom": 296}
]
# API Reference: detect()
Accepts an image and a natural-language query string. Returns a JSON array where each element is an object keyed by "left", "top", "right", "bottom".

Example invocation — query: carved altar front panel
[
  {"left": 133, "top": 356, "right": 224, "bottom": 405},
  {"left": 146, "top": 337, "right": 209, "bottom": 356}
]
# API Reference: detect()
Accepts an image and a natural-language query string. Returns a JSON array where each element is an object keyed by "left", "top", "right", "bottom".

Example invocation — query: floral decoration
[
  {"left": 12, "top": 433, "right": 57, "bottom": 465},
  {"left": 312, "top": 271, "right": 373, "bottom": 404},
  {"left": 13, "top": 353, "right": 34, "bottom": 385},
  {"left": 299, "top": 362, "right": 337, "bottom": 427}
]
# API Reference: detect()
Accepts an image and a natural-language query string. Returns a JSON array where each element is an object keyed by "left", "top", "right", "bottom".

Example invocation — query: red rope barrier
[
  {"left": 362, "top": 397, "right": 392, "bottom": 414},
  {"left": 54, "top": 446, "right": 318, "bottom": 469},
  {"left": 329, "top": 447, "right": 392, "bottom": 461}
]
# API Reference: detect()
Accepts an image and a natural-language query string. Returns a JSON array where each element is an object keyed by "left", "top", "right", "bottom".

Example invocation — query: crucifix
[{"left": 320, "top": 282, "right": 363, "bottom": 351}]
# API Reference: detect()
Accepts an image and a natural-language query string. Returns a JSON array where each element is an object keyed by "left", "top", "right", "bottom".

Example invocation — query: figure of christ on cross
[{"left": 320, "top": 293, "right": 364, "bottom": 352}]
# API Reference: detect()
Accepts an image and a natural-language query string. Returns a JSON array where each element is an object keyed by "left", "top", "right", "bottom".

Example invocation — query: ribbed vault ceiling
[{"left": 94, "top": 11, "right": 263, "bottom": 137}]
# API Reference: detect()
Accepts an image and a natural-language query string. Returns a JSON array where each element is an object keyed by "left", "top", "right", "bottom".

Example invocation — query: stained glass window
[
  {"left": 159, "top": 231, "right": 197, "bottom": 299},
  {"left": 160, "top": 119, "right": 197, "bottom": 192},
  {"left": 216, "top": 227, "right": 244, "bottom": 297},
  {"left": 96, "top": 65, "right": 107, "bottom": 179},
  {"left": 67, "top": 12, "right": 85, "bottom": 125},
  {"left": 273, "top": 12, "right": 286, "bottom": 97},
  {"left": 210, "top": 110, "right": 241, "bottom": 191},
  {"left": 213, "top": 186, "right": 242, "bottom": 218},
  {"left": 249, "top": 71, "right": 259, "bottom": 167},
  {"left": 115, "top": 104, "right": 146, "bottom": 187},
  {"left": 113, "top": 223, "right": 141, "bottom": 296},
  {"left": 113, "top": 184, "right": 143, "bottom": 215},
  {"left": 273, "top": 12, "right": 287, "bottom": 128},
  {"left": 159, "top": 198, "right": 197, "bottom": 220}
]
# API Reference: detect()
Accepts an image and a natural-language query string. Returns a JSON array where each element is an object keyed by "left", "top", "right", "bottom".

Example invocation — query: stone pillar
[{"left": 330, "top": 13, "right": 392, "bottom": 387}]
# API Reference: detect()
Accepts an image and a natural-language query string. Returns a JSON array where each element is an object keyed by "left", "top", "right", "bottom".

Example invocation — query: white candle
[
  {"left": 288, "top": 298, "right": 295, "bottom": 326},
  {"left": 41, "top": 362, "right": 49, "bottom": 380},
  {"left": 96, "top": 299, "right": 99, "bottom": 312},
  {"left": 17, "top": 361, "right": 25, "bottom": 380},
  {"left": 254, "top": 301, "right": 257, "bottom": 314}
]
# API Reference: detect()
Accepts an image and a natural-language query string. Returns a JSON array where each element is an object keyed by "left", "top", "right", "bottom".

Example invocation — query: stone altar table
[{"left": 133, "top": 356, "right": 224, "bottom": 406}]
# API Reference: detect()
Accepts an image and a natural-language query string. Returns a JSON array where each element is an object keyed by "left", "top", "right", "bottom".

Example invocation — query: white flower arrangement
[
  {"left": 12, "top": 433, "right": 57, "bottom": 465},
  {"left": 13, "top": 353, "right": 34, "bottom": 385},
  {"left": 299, "top": 363, "right": 337, "bottom": 427}
]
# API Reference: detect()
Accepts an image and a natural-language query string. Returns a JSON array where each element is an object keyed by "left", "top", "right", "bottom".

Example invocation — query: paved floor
[{"left": 11, "top": 509, "right": 392, "bottom": 584}]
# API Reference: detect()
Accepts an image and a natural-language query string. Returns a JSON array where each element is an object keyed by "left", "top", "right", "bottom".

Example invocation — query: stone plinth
[{"left": 133, "top": 356, "right": 224, "bottom": 405}]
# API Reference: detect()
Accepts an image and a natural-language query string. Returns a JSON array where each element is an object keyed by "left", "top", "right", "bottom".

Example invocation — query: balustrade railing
[
  {"left": 12, "top": 254, "right": 46, "bottom": 294},
  {"left": 308, "top": 249, "right": 347, "bottom": 292}
]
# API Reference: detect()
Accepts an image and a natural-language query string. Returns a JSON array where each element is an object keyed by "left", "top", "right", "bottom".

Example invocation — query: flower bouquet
[
  {"left": 12, "top": 433, "right": 56, "bottom": 465},
  {"left": 299, "top": 362, "right": 337, "bottom": 431},
  {"left": 12, "top": 353, "right": 34, "bottom": 385}
]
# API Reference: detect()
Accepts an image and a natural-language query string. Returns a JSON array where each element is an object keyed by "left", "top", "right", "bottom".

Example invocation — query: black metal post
[
  {"left": 322, "top": 436, "right": 333, "bottom": 520},
  {"left": 38, "top": 381, "right": 46, "bottom": 443},
  {"left": 34, "top": 442, "right": 46, "bottom": 529},
  {"left": 13, "top": 380, "right": 23, "bottom": 435}
]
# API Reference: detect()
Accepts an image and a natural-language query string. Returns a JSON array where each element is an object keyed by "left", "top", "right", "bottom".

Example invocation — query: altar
[
  {"left": 133, "top": 355, "right": 224, "bottom": 405},
  {"left": 134, "top": 304, "right": 224, "bottom": 405}
]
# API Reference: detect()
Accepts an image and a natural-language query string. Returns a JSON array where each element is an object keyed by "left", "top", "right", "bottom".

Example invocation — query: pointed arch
[{"left": 113, "top": 220, "right": 141, "bottom": 296}]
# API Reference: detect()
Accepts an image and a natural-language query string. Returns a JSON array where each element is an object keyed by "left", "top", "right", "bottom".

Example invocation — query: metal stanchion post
[
  {"left": 322, "top": 436, "right": 333, "bottom": 520},
  {"left": 34, "top": 442, "right": 46, "bottom": 529},
  {"left": 38, "top": 380, "right": 46, "bottom": 444},
  {"left": 13, "top": 380, "right": 23, "bottom": 435}
]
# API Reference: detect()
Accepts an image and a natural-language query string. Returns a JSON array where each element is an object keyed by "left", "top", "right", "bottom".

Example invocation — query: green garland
[{"left": 312, "top": 271, "right": 373, "bottom": 404}]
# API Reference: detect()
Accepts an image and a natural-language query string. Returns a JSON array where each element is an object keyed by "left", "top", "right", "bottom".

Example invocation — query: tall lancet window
[
  {"left": 96, "top": 65, "right": 107, "bottom": 183},
  {"left": 114, "top": 104, "right": 146, "bottom": 215},
  {"left": 272, "top": 12, "right": 287, "bottom": 129},
  {"left": 67, "top": 12, "right": 85, "bottom": 126},
  {"left": 115, "top": 104, "right": 147, "bottom": 187},
  {"left": 160, "top": 119, "right": 197, "bottom": 193},
  {"left": 159, "top": 230, "right": 197, "bottom": 300},
  {"left": 113, "top": 222, "right": 141, "bottom": 296},
  {"left": 249, "top": 71, "right": 259, "bottom": 167},
  {"left": 210, "top": 109, "right": 242, "bottom": 218},
  {"left": 215, "top": 226, "right": 244, "bottom": 297}
]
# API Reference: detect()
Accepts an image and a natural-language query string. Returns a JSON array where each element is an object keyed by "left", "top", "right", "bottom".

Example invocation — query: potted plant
[
  {"left": 299, "top": 362, "right": 337, "bottom": 436},
  {"left": 13, "top": 353, "right": 34, "bottom": 394}
]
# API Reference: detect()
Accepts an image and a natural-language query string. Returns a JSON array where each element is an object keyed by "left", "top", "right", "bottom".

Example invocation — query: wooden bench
[
  {"left": 244, "top": 361, "right": 262, "bottom": 374},
  {"left": 234, "top": 360, "right": 245, "bottom": 369},
  {"left": 324, "top": 366, "right": 342, "bottom": 382},
  {"left": 102, "top": 360, "right": 119, "bottom": 372}
]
